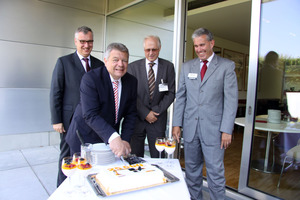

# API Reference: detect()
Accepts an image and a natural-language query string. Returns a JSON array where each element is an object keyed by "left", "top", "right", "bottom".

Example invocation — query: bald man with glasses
[{"left": 127, "top": 35, "right": 175, "bottom": 158}]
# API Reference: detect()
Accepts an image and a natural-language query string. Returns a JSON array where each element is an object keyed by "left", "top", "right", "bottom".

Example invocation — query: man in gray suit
[
  {"left": 172, "top": 28, "right": 238, "bottom": 200},
  {"left": 50, "top": 26, "right": 104, "bottom": 187},
  {"left": 127, "top": 35, "right": 175, "bottom": 158}
]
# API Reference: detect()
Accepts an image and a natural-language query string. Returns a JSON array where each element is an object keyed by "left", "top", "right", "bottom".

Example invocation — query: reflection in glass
[
  {"left": 249, "top": 0, "right": 300, "bottom": 199},
  {"left": 259, "top": 51, "right": 283, "bottom": 100}
]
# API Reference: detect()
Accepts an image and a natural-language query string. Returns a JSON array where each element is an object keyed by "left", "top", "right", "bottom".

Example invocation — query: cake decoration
[{"left": 95, "top": 163, "right": 166, "bottom": 195}]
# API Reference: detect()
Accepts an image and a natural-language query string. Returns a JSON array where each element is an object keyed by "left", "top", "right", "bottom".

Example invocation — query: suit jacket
[
  {"left": 50, "top": 52, "right": 104, "bottom": 131},
  {"left": 127, "top": 58, "right": 175, "bottom": 133},
  {"left": 66, "top": 66, "right": 138, "bottom": 154},
  {"left": 173, "top": 54, "right": 238, "bottom": 144}
]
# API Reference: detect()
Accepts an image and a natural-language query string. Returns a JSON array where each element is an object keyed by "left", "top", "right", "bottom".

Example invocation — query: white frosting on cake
[{"left": 96, "top": 163, "right": 166, "bottom": 195}]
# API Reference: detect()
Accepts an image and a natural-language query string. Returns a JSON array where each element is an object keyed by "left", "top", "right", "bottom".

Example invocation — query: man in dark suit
[
  {"left": 172, "top": 28, "right": 238, "bottom": 200},
  {"left": 66, "top": 43, "right": 137, "bottom": 158},
  {"left": 127, "top": 35, "right": 175, "bottom": 158},
  {"left": 50, "top": 26, "right": 104, "bottom": 187}
]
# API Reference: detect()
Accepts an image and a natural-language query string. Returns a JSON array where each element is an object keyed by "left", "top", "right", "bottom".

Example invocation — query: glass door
[{"left": 239, "top": 0, "right": 300, "bottom": 199}]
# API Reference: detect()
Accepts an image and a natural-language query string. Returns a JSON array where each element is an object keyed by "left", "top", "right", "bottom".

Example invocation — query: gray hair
[
  {"left": 74, "top": 26, "right": 93, "bottom": 39},
  {"left": 143, "top": 35, "right": 161, "bottom": 49},
  {"left": 104, "top": 43, "right": 129, "bottom": 59},
  {"left": 192, "top": 28, "right": 214, "bottom": 41}
]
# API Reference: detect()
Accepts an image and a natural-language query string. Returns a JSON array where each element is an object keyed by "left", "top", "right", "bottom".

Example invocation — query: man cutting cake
[{"left": 66, "top": 43, "right": 137, "bottom": 157}]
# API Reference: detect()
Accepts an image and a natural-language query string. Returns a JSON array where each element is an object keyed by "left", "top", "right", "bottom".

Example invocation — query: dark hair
[{"left": 265, "top": 51, "right": 279, "bottom": 64}]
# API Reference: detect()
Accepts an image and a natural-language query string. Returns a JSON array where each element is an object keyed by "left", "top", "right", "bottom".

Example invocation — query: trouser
[
  {"left": 184, "top": 127, "right": 225, "bottom": 200},
  {"left": 130, "top": 124, "right": 165, "bottom": 158},
  {"left": 57, "top": 132, "right": 70, "bottom": 187}
]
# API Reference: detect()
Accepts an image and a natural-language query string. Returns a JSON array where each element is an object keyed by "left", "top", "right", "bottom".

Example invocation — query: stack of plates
[
  {"left": 267, "top": 109, "right": 281, "bottom": 124},
  {"left": 92, "top": 143, "right": 116, "bottom": 165}
]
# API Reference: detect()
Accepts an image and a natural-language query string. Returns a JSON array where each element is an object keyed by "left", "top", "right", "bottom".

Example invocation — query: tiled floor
[{"left": 0, "top": 145, "right": 60, "bottom": 200}]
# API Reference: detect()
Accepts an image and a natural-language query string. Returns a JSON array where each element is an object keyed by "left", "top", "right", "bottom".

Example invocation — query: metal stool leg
[
  {"left": 277, "top": 156, "right": 288, "bottom": 188},
  {"left": 272, "top": 138, "right": 275, "bottom": 169}
]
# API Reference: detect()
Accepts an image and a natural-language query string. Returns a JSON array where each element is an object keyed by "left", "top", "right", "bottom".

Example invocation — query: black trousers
[
  {"left": 130, "top": 125, "right": 165, "bottom": 158},
  {"left": 57, "top": 132, "right": 70, "bottom": 187}
]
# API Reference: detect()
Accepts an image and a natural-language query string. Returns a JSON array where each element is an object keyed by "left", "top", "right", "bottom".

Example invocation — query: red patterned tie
[
  {"left": 148, "top": 62, "right": 155, "bottom": 101},
  {"left": 83, "top": 58, "right": 90, "bottom": 72},
  {"left": 200, "top": 60, "right": 208, "bottom": 81},
  {"left": 113, "top": 81, "right": 119, "bottom": 123}
]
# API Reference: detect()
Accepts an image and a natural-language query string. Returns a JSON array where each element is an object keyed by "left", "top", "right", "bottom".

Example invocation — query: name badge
[
  {"left": 159, "top": 79, "right": 168, "bottom": 92},
  {"left": 188, "top": 73, "right": 198, "bottom": 79}
]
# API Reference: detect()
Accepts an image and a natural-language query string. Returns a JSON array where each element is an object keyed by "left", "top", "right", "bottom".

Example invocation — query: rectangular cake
[{"left": 95, "top": 163, "right": 166, "bottom": 195}]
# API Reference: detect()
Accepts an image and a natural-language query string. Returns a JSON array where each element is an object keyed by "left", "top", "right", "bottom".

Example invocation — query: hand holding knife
[{"left": 120, "top": 156, "right": 128, "bottom": 166}]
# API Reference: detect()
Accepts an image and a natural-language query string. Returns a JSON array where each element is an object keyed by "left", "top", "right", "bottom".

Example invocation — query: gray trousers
[{"left": 184, "top": 125, "right": 226, "bottom": 200}]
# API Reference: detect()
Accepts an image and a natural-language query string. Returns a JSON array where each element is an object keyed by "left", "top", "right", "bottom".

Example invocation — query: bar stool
[{"left": 277, "top": 139, "right": 300, "bottom": 187}]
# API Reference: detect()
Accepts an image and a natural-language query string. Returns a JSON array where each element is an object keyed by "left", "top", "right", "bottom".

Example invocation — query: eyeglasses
[
  {"left": 78, "top": 40, "right": 94, "bottom": 45},
  {"left": 144, "top": 48, "right": 159, "bottom": 53}
]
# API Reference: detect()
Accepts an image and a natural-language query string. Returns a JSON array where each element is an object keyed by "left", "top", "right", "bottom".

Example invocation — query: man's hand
[
  {"left": 221, "top": 132, "right": 232, "bottom": 149},
  {"left": 122, "top": 140, "right": 131, "bottom": 155},
  {"left": 145, "top": 111, "right": 159, "bottom": 124},
  {"left": 109, "top": 136, "right": 131, "bottom": 157},
  {"left": 172, "top": 126, "right": 181, "bottom": 143},
  {"left": 53, "top": 123, "right": 65, "bottom": 134}
]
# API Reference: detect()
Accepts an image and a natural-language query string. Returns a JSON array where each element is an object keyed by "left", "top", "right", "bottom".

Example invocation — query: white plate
[
  {"left": 92, "top": 143, "right": 115, "bottom": 165},
  {"left": 93, "top": 143, "right": 112, "bottom": 152},
  {"left": 95, "top": 155, "right": 116, "bottom": 165}
]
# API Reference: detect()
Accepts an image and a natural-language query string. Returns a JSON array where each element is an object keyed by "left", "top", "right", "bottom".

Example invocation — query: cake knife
[{"left": 120, "top": 156, "right": 128, "bottom": 166}]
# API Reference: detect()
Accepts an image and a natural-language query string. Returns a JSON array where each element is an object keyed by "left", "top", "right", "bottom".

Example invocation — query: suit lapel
[
  {"left": 90, "top": 55, "right": 101, "bottom": 69},
  {"left": 140, "top": 59, "right": 151, "bottom": 99},
  {"left": 119, "top": 74, "right": 130, "bottom": 121},
  {"left": 72, "top": 52, "right": 86, "bottom": 74},
  {"left": 90, "top": 56, "right": 97, "bottom": 69},
  {"left": 103, "top": 68, "right": 116, "bottom": 121},
  {"left": 201, "top": 55, "right": 219, "bottom": 85},
  {"left": 191, "top": 59, "right": 201, "bottom": 85},
  {"left": 155, "top": 58, "right": 164, "bottom": 96}
]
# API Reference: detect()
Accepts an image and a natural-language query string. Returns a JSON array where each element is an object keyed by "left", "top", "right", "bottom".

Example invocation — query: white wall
[
  {"left": 105, "top": 0, "right": 174, "bottom": 63},
  {"left": 0, "top": 0, "right": 106, "bottom": 135}
]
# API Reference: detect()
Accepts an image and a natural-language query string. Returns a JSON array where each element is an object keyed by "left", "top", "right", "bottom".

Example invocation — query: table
[
  {"left": 48, "top": 158, "right": 190, "bottom": 200},
  {"left": 235, "top": 117, "right": 300, "bottom": 173}
]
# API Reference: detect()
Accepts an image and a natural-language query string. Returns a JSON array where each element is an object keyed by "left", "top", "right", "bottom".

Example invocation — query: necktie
[
  {"left": 148, "top": 62, "right": 155, "bottom": 101},
  {"left": 113, "top": 81, "right": 119, "bottom": 124},
  {"left": 83, "top": 58, "right": 90, "bottom": 72},
  {"left": 200, "top": 60, "right": 208, "bottom": 81}
]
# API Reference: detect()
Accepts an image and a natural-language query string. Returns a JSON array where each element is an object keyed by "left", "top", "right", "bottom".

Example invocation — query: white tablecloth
[{"left": 48, "top": 158, "right": 190, "bottom": 200}]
